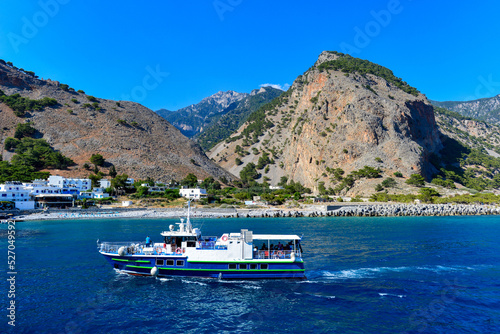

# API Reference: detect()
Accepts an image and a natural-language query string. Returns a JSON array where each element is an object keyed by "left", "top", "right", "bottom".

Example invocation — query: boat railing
[
  {"left": 98, "top": 241, "right": 143, "bottom": 254},
  {"left": 255, "top": 250, "right": 301, "bottom": 260},
  {"left": 99, "top": 241, "right": 188, "bottom": 256}
]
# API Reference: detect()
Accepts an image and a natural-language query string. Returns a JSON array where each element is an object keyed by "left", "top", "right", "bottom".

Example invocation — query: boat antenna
[{"left": 186, "top": 200, "right": 192, "bottom": 232}]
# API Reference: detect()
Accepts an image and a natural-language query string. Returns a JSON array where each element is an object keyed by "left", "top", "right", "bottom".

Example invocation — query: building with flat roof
[
  {"left": 35, "top": 194, "right": 74, "bottom": 209},
  {"left": 179, "top": 188, "right": 207, "bottom": 200},
  {"left": 0, "top": 182, "right": 35, "bottom": 210}
]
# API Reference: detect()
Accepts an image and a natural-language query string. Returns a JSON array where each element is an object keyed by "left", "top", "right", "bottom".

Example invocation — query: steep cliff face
[
  {"left": 209, "top": 51, "right": 442, "bottom": 192},
  {"left": 0, "top": 62, "right": 236, "bottom": 182}
]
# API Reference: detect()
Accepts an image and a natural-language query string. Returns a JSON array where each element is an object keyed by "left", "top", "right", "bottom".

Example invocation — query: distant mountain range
[
  {"left": 155, "top": 87, "right": 282, "bottom": 146},
  {"left": 3, "top": 53, "right": 500, "bottom": 194},
  {"left": 156, "top": 90, "right": 248, "bottom": 138},
  {"left": 431, "top": 94, "right": 500, "bottom": 124}
]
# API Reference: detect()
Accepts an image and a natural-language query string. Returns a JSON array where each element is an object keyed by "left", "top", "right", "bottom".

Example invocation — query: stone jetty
[{"left": 236, "top": 204, "right": 500, "bottom": 218}]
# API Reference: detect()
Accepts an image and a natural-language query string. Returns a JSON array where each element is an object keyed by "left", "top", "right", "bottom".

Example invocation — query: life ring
[
  {"left": 156, "top": 247, "right": 162, "bottom": 254},
  {"left": 176, "top": 248, "right": 182, "bottom": 254},
  {"left": 221, "top": 235, "right": 228, "bottom": 242},
  {"left": 277, "top": 251, "right": 283, "bottom": 257}
]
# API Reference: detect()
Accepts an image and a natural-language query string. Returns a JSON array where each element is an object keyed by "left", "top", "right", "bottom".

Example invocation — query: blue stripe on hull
[{"left": 102, "top": 254, "right": 306, "bottom": 279}]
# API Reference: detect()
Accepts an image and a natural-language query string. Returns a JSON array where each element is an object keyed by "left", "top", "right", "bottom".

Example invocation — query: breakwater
[
  {"left": 16, "top": 203, "right": 500, "bottom": 221},
  {"left": 237, "top": 204, "right": 500, "bottom": 218}
]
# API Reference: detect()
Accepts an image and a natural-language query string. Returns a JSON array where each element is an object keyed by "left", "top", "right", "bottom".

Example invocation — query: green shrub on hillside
[
  {"left": 317, "top": 52, "right": 419, "bottom": 96},
  {"left": 406, "top": 174, "right": 425, "bottom": 187},
  {"left": 0, "top": 90, "right": 57, "bottom": 117},
  {"left": 14, "top": 122, "right": 36, "bottom": 139}
]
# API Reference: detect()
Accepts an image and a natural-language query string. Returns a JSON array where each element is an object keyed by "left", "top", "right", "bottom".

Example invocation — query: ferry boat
[{"left": 98, "top": 202, "right": 305, "bottom": 279}]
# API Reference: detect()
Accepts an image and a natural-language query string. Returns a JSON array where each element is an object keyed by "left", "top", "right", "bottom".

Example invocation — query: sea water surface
[{"left": 1, "top": 215, "right": 500, "bottom": 333}]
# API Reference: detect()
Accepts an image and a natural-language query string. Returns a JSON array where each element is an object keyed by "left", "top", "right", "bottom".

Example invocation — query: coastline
[{"left": 12, "top": 203, "right": 500, "bottom": 221}]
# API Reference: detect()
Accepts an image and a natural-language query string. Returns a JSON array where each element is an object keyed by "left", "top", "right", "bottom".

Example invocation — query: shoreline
[{"left": 11, "top": 203, "right": 500, "bottom": 221}]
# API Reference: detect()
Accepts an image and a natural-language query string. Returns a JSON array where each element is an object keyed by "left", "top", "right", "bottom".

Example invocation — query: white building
[
  {"left": 79, "top": 188, "right": 110, "bottom": 199},
  {"left": 23, "top": 180, "right": 63, "bottom": 196},
  {"left": 179, "top": 188, "right": 207, "bottom": 200},
  {"left": 99, "top": 179, "right": 111, "bottom": 189},
  {"left": 48, "top": 176, "right": 91, "bottom": 194},
  {"left": 0, "top": 182, "right": 35, "bottom": 210},
  {"left": 92, "top": 187, "right": 109, "bottom": 199}
]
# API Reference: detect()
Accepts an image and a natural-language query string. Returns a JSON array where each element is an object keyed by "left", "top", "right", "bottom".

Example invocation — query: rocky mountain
[
  {"left": 0, "top": 60, "right": 236, "bottom": 182},
  {"left": 194, "top": 87, "right": 283, "bottom": 151},
  {"left": 431, "top": 94, "right": 500, "bottom": 124},
  {"left": 156, "top": 90, "right": 249, "bottom": 138},
  {"left": 209, "top": 51, "right": 443, "bottom": 193},
  {"left": 434, "top": 107, "right": 500, "bottom": 154}
]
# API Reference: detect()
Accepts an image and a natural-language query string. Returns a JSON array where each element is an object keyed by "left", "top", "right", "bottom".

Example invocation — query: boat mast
[{"left": 186, "top": 200, "right": 192, "bottom": 232}]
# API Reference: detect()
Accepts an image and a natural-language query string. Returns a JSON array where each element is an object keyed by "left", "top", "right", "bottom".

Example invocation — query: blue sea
[{"left": 1, "top": 215, "right": 500, "bottom": 333}]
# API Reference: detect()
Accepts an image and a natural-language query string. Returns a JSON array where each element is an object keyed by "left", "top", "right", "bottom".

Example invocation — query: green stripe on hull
[{"left": 112, "top": 258, "right": 150, "bottom": 263}]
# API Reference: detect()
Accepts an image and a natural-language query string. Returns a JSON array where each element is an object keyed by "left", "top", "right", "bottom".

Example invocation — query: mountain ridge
[
  {"left": 0, "top": 60, "right": 236, "bottom": 183},
  {"left": 156, "top": 90, "right": 249, "bottom": 138},
  {"left": 431, "top": 94, "right": 500, "bottom": 124}
]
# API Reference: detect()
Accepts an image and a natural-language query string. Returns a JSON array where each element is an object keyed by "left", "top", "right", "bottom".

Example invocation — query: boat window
[
  {"left": 156, "top": 259, "right": 164, "bottom": 266},
  {"left": 228, "top": 264, "right": 237, "bottom": 270},
  {"left": 176, "top": 260, "right": 184, "bottom": 267},
  {"left": 239, "top": 264, "right": 247, "bottom": 270},
  {"left": 166, "top": 260, "right": 174, "bottom": 266},
  {"left": 260, "top": 264, "right": 268, "bottom": 270},
  {"left": 250, "top": 264, "right": 257, "bottom": 270}
]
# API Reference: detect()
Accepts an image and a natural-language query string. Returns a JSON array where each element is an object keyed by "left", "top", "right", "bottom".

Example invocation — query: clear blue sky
[{"left": 1, "top": 0, "right": 499, "bottom": 111}]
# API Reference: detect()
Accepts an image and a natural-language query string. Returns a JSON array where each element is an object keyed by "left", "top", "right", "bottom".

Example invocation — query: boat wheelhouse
[{"left": 98, "top": 203, "right": 305, "bottom": 279}]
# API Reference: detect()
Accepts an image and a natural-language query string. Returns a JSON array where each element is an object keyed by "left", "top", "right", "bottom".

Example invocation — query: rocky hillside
[
  {"left": 209, "top": 51, "right": 443, "bottom": 194},
  {"left": 0, "top": 60, "right": 236, "bottom": 182},
  {"left": 432, "top": 94, "right": 500, "bottom": 124},
  {"left": 156, "top": 90, "right": 249, "bottom": 138},
  {"left": 434, "top": 107, "right": 500, "bottom": 154},
  {"left": 194, "top": 87, "right": 283, "bottom": 151}
]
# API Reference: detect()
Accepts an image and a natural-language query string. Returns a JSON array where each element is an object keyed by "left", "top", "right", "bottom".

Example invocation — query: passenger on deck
[
  {"left": 146, "top": 236, "right": 151, "bottom": 247},
  {"left": 277, "top": 242, "right": 283, "bottom": 250},
  {"left": 261, "top": 243, "right": 267, "bottom": 250}
]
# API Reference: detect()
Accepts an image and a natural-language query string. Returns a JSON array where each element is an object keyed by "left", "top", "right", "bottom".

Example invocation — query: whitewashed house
[
  {"left": 48, "top": 175, "right": 91, "bottom": 196},
  {"left": 23, "top": 180, "right": 62, "bottom": 196},
  {"left": 0, "top": 182, "right": 35, "bottom": 210},
  {"left": 179, "top": 188, "right": 207, "bottom": 200},
  {"left": 92, "top": 187, "right": 109, "bottom": 199},
  {"left": 99, "top": 179, "right": 111, "bottom": 189}
]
